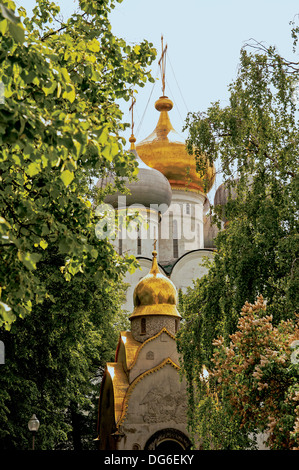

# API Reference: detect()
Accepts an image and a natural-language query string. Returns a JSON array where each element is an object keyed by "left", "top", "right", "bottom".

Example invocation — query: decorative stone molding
[{"left": 144, "top": 428, "right": 191, "bottom": 450}]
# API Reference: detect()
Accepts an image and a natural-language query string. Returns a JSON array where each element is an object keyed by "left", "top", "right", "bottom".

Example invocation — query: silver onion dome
[{"left": 98, "top": 149, "right": 172, "bottom": 214}]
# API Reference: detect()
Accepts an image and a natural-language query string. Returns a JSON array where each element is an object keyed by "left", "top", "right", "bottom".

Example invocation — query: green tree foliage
[
  {"left": 186, "top": 296, "right": 299, "bottom": 450},
  {"left": 0, "top": 0, "right": 156, "bottom": 329},
  {"left": 0, "top": 0, "right": 156, "bottom": 449},
  {"left": 178, "top": 31, "right": 299, "bottom": 448},
  {"left": 0, "top": 248, "right": 129, "bottom": 450}
]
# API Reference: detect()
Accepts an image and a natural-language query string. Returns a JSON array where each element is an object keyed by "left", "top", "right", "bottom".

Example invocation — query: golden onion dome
[
  {"left": 136, "top": 96, "right": 216, "bottom": 194},
  {"left": 130, "top": 250, "right": 181, "bottom": 319}
]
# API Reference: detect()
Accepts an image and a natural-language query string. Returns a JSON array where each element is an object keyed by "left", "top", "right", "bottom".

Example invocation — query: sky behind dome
[
  {"left": 18, "top": 0, "right": 299, "bottom": 196},
  {"left": 109, "top": 0, "right": 298, "bottom": 138}
]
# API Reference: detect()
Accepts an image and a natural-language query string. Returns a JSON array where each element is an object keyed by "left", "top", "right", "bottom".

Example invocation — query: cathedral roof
[
  {"left": 136, "top": 96, "right": 215, "bottom": 194},
  {"left": 130, "top": 250, "right": 181, "bottom": 320}
]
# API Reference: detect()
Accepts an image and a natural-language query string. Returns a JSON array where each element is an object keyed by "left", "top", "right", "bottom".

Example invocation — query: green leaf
[
  {"left": 102, "top": 144, "right": 112, "bottom": 161},
  {"left": 98, "top": 126, "right": 109, "bottom": 145},
  {"left": 27, "top": 161, "right": 41, "bottom": 177},
  {"left": 0, "top": 19, "right": 8, "bottom": 35},
  {"left": 60, "top": 169, "right": 74, "bottom": 187},
  {"left": 60, "top": 67, "right": 70, "bottom": 83},
  {"left": 0, "top": 301, "right": 16, "bottom": 330},
  {"left": 62, "top": 84, "right": 76, "bottom": 103},
  {"left": 40, "top": 239, "right": 48, "bottom": 250},
  {"left": 0, "top": 4, "right": 25, "bottom": 43},
  {"left": 17, "top": 251, "right": 42, "bottom": 270},
  {"left": 43, "top": 80, "right": 57, "bottom": 96},
  {"left": 57, "top": 81, "right": 62, "bottom": 98},
  {"left": 0, "top": 216, "right": 11, "bottom": 228},
  {"left": 8, "top": 21, "right": 25, "bottom": 43},
  {"left": 58, "top": 238, "right": 70, "bottom": 253},
  {"left": 102, "top": 141, "right": 119, "bottom": 162},
  {"left": 0, "top": 4, "right": 19, "bottom": 24},
  {"left": 87, "top": 39, "right": 100, "bottom": 52}
]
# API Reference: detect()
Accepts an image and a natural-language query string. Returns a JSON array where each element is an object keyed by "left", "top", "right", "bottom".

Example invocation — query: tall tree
[
  {"left": 178, "top": 28, "right": 299, "bottom": 448},
  {"left": 0, "top": 247, "right": 129, "bottom": 450},
  {"left": 0, "top": 0, "right": 156, "bottom": 449},
  {"left": 0, "top": 0, "right": 156, "bottom": 329}
]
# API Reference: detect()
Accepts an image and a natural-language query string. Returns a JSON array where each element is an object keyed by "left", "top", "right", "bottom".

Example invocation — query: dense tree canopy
[
  {"left": 188, "top": 296, "right": 299, "bottom": 450},
  {"left": 0, "top": 248, "right": 129, "bottom": 450},
  {"left": 0, "top": 0, "right": 156, "bottom": 449},
  {"left": 178, "top": 29, "right": 299, "bottom": 449},
  {"left": 0, "top": 0, "right": 156, "bottom": 330}
]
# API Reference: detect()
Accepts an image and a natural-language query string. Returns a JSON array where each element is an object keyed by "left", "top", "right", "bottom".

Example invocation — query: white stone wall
[
  {"left": 117, "top": 363, "right": 190, "bottom": 451},
  {"left": 170, "top": 249, "right": 215, "bottom": 293},
  {"left": 112, "top": 208, "right": 159, "bottom": 259},
  {"left": 158, "top": 190, "right": 206, "bottom": 265},
  {"left": 128, "top": 331, "right": 180, "bottom": 382}
]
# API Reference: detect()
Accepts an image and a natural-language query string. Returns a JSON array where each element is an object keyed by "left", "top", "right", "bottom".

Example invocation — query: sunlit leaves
[
  {"left": 0, "top": 0, "right": 156, "bottom": 329},
  {"left": 60, "top": 169, "right": 74, "bottom": 187},
  {"left": 17, "top": 251, "right": 42, "bottom": 270},
  {"left": 0, "top": 3, "right": 25, "bottom": 43}
]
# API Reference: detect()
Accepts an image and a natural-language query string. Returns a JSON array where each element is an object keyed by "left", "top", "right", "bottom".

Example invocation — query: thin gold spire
[
  {"left": 158, "top": 35, "right": 167, "bottom": 96},
  {"left": 150, "top": 246, "right": 160, "bottom": 275},
  {"left": 150, "top": 239, "right": 159, "bottom": 275}
]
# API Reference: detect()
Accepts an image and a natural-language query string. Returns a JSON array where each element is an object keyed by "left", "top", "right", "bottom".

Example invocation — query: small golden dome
[
  {"left": 130, "top": 250, "right": 181, "bottom": 319},
  {"left": 136, "top": 96, "right": 215, "bottom": 194}
]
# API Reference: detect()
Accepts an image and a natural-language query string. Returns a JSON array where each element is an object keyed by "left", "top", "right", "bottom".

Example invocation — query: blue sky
[
  {"left": 109, "top": 1, "right": 299, "bottom": 139},
  {"left": 17, "top": 0, "right": 299, "bottom": 196}
]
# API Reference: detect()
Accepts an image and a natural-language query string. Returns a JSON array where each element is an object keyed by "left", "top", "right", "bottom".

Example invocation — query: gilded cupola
[
  {"left": 130, "top": 249, "right": 181, "bottom": 320},
  {"left": 129, "top": 249, "right": 181, "bottom": 342},
  {"left": 136, "top": 95, "right": 215, "bottom": 194}
]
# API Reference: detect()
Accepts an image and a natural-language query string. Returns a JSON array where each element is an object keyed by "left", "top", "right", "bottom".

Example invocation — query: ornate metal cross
[{"left": 158, "top": 35, "right": 167, "bottom": 96}]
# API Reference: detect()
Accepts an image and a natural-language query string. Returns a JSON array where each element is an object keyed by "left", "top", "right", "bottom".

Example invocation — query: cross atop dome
[{"left": 158, "top": 35, "right": 168, "bottom": 96}]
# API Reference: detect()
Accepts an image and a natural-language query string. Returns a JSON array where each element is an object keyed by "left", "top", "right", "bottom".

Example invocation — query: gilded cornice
[
  {"left": 117, "top": 356, "right": 181, "bottom": 427},
  {"left": 115, "top": 331, "right": 141, "bottom": 369},
  {"left": 106, "top": 362, "right": 129, "bottom": 423}
]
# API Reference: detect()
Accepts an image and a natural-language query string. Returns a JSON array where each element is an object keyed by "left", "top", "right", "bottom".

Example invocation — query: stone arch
[{"left": 144, "top": 428, "right": 191, "bottom": 451}]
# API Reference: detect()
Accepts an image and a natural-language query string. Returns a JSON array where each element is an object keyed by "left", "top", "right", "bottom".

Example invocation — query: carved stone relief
[{"left": 139, "top": 387, "right": 187, "bottom": 424}]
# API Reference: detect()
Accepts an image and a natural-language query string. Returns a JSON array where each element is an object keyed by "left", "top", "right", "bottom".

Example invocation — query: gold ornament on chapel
[{"left": 130, "top": 250, "right": 181, "bottom": 319}]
